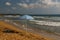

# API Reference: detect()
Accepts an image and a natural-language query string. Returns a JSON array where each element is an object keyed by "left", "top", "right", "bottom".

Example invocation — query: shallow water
[{"left": 2, "top": 16, "right": 60, "bottom": 34}]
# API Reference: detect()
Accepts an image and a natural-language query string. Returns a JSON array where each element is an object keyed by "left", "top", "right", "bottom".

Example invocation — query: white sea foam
[
  {"left": 30, "top": 20, "right": 60, "bottom": 26},
  {"left": 36, "top": 20, "right": 60, "bottom": 26}
]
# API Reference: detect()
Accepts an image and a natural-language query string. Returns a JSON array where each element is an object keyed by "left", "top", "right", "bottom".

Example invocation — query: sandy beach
[{"left": 0, "top": 20, "right": 52, "bottom": 40}]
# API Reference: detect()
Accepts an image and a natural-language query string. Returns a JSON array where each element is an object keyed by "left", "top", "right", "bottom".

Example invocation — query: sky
[{"left": 0, "top": 0, "right": 60, "bottom": 14}]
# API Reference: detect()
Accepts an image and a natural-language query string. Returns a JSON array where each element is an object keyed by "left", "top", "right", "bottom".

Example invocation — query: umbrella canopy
[{"left": 20, "top": 15, "right": 34, "bottom": 20}]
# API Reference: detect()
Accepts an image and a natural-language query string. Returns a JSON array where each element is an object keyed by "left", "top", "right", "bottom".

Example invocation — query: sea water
[
  {"left": 30, "top": 16, "right": 60, "bottom": 34},
  {"left": 3, "top": 16, "right": 60, "bottom": 35}
]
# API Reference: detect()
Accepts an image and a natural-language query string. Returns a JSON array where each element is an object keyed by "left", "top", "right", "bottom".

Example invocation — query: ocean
[
  {"left": 2, "top": 16, "right": 60, "bottom": 35},
  {"left": 29, "top": 16, "right": 60, "bottom": 35}
]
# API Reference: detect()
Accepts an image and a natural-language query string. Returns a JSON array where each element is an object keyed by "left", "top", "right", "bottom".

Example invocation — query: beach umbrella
[{"left": 20, "top": 15, "right": 34, "bottom": 20}]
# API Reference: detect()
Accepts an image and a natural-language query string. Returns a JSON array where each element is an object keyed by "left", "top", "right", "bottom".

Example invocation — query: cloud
[
  {"left": 43, "top": 0, "right": 60, "bottom": 5},
  {"left": 11, "top": 7, "right": 17, "bottom": 10},
  {"left": 17, "top": 3, "right": 28, "bottom": 8},
  {"left": 5, "top": 2, "right": 11, "bottom": 6},
  {"left": 17, "top": 0, "right": 60, "bottom": 8},
  {"left": 17, "top": 3, "right": 42, "bottom": 8},
  {"left": 26, "top": 0, "right": 29, "bottom": 3}
]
